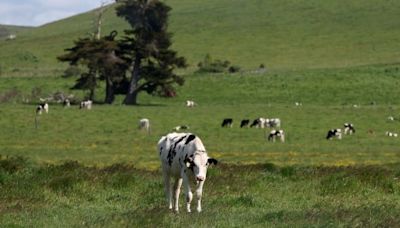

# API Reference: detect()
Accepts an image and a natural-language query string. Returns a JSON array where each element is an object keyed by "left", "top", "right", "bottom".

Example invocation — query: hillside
[
  {"left": 0, "top": 0, "right": 400, "bottom": 76},
  {"left": 0, "top": 24, "right": 33, "bottom": 39}
]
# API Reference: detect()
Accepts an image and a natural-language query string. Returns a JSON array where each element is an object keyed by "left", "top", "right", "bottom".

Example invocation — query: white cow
[
  {"left": 80, "top": 100, "right": 92, "bottom": 110},
  {"left": 158, "top": 133, "right": 218, "bottom": 213},
  {"left": 36, "top": 103, "right": 49, "bottom": 115},
  {"left": 268, "top": 129, "right": 285, "bottom": 142},
  {"left": 139, "top": 118, "right": 150, "bottom": 132},
  {"left": 186, "top": 100, "right": 196, "bottom": 107}
]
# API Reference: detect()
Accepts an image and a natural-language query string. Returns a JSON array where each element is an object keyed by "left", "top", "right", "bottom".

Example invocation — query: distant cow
[
  {"left": 186, "top": 100, "right": 196, "bottom": 107},
  {"left": 221, "top": 118, "right": 233, "bottom": 128},
  {"left": 240, "top": 119, "right": 250, "bottom": 128},
  {"left": 80, "top": 100, "right": 92, "bottom": 110},
  {"left": 139, "top": 118, "right": 150, "bottom": 132},
  {"left": 326, "top": 129, "right": 342, "bottom": 140},
  {"left": 344, "top": 123, "right": 355, "bottom": 135},
  {"left": 250, "top": 118, "right": 266, "bottom": 128},
  {"left": 386, "top": 131, "right": 398, "bottom": 137},
  {"left": 173, "top": 125, "right": 190, "bottom": 131},
  {"left": 63, "top": 99, "right": 70, "bottom": 107},
  {"left": 158, "top": 132, "right": 218, "bottom": 212},
  {"left": 36, "top": 103, "right": 49, "bottom": 115},
  {"left": 266, "top": 118, "right": 281, "bottom": 128},
  {"left": 268, "top": 129, "right": 285, "bottom": 142}
]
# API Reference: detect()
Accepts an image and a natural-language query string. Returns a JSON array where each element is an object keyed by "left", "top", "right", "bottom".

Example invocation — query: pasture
[{"left": 1, "top": 65, "right": 400, "bottom": 226}]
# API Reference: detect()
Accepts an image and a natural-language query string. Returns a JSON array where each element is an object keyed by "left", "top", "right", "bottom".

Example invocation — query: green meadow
[{"left": 1, "top": 0, "right": 400, "bottom": 226}]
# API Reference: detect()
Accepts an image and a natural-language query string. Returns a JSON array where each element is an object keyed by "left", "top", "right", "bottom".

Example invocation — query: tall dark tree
[
  {"left": 116, "top": 0, "right": 187, "bottom": 105},
  {"left": 58, "top": 32, "right": 128, "bottom": 103}
]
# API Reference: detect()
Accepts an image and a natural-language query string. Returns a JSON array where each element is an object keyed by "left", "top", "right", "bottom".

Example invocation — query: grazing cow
[
  {"left": 250, "top": 118, "right": 266, "bottom": 128},
  {"left": 158, "top": 133, "right": 218, "bottom": 213},
  {"left": 36, "top": 103, "right": 49, "bottom": 115},
  {"left": 268, "top": 129, "right": 285, "bottom": 142},
  {"left": 63, "top": 99, "right": 70, "bottom": 107},
  {"left": 386, "top": 131, "right": 398, "bottom": 137},
  {"left": 221, "top": 118, "right": 233, "bottom": 128},
  {"left": 266, "top": 118, "right": 281, "bottom": 128},
  {"left": 344, "top": 123, "right": 355, "bottom": 135},
  {"left": 388, "top": 116, "right": 395, "bottom": 121},
  {"left": 326, "top": 129, "right": 342, "bottom": 140},
  {"left": 139, "top": 118, "right": 150, "bottom": 132},
  {"left": 240, "top": 119, "right": 250, "bottom": 128},
  {"left": 295, "top": 102, "right": 302, "bottom": 106},
  {"left": 186, "top": 100, "right": 196, "bottom": 107},
  {"left": 80, "top": 100, "right": 92, "bottom": 110},
  {"left": 173, "top": 125, "right": 190, "bottom": 131}
]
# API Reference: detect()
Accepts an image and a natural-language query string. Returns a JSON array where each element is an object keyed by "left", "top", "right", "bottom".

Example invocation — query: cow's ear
[{"left": 207, "top": 158, "right": 218, "bottom": 166}]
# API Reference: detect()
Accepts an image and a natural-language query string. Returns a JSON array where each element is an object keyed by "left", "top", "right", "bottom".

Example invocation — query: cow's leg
[
  {"left": 163, "top": 171, "right": 172, "bottom": 210},
  {"left": 195, "top": 181, "right": 205, "bottom": 212},
  {"left": 182, "top": 174, "right": 193, "bottom": 212},
  {"left": 173, "top": 178, "right": 183, "bottom": 212}
]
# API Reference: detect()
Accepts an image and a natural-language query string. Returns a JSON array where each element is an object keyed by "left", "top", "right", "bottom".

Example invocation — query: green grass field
[
  {"left": 1, "top": 64, "right": 400, "bottom": 226},
  {"left": 1, "top": 0, "right": 400, "bottom": 226}
]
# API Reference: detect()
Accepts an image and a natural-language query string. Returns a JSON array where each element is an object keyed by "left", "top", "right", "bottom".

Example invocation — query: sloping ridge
[{"left": 0, "top": 0, "right": 400, "bottom": 76}]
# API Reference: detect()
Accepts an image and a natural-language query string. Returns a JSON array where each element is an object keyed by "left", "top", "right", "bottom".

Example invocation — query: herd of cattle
[
  {"left": 35, "top": 99, "right": 92, "bottom": 115},
  {"left": 33, "top": 99, "right": 398, "bottom": 213}
]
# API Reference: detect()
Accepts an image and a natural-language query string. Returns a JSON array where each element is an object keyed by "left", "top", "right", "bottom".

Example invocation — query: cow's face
[{"left": 185, "top": 153, "right": 218, "bottom": 182}]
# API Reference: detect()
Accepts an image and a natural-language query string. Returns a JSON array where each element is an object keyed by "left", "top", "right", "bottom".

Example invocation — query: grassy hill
[
  {"left": 0, "top": 24, "right": 33, "bottom": 39},
  {"left": 0, "top": 0, "right": 400, "bottom": 76},
  {"left": 1, "top": 1, "right": 400, "bottom": 226}
]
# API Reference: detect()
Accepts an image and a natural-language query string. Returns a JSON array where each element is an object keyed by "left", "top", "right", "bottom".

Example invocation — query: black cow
[
  {"left": 240, "top": 119, "right": 250, "bottom": 128},
  {"left": 221, "top": 118, "right": 233, "bottom": 128}
]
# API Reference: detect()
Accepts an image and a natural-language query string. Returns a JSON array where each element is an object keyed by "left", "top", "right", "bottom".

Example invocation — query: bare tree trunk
[
  {"left": 105, "top": 78, "right": 115, "bottom": 104},
  {"left": 123, "top": 57, "right": 141, "bottom": 105}
]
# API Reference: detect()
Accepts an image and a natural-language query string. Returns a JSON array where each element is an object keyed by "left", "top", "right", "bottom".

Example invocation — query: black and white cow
[
  {"left": 326, "top": 129, "right": 342, "bottom": 140},
  {"left": 268, "top": 129, "right": 285, "bottom": 142},
  {"left": 158, "top": 133, "right": 218, "bottom": 213},
  {"left": 266, "top": 118, "right": 281, "bottom": 128},
  {"left": 80, "top": 100, "right": 92, "bottom": 110},
  {"left": 250, "top": 118, "right": 266, "bottom": 128},
  {"left": 63, "top": 99, "right": 70, "bottom": 107},
  {"left": 221, "top": 118, "right": 233, "bottom": 128},
  {"left": 386, "top": 131, "right": 398, "bottom": 137},
  {"left": 240, "top": 119, "right": 250, "bottom": 128},
  {"left": 36, "top": 103, "right": 49, "bottom": 115},
  {"left": 344, "top": 123, "right": 355, "bottom": 135}
]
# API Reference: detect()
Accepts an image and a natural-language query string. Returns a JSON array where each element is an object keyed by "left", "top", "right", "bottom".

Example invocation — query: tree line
[{"left": 58, "top": 0, "right": 186, "bottom": 105}]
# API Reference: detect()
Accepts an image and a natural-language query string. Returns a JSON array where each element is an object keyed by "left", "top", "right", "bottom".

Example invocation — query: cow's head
[{"left": 185, "top": 152, "right": 218, "bottom": 182}]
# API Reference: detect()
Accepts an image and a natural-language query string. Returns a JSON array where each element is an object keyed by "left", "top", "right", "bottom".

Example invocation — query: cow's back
[{"left": 158, "top": 133, "right": 205, "bottom": 177}]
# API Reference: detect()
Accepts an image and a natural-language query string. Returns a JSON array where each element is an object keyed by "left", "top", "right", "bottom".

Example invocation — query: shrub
[
  {"left": 228, "top": 65, "right": 241, "bottom": 73},
  {"left": 196, "top": 54, "right": 239, "bottom": 74},
  {"left": 0, "top": 156, "right": 28, "bottom": 174},
  {"left": 0, "top": 88, "right": 21, "bottom": 103}
]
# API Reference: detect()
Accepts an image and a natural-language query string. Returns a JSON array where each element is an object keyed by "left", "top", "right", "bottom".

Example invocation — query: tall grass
[{"left": 1, "top": 157, "right": 399, "bottom": 227}]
